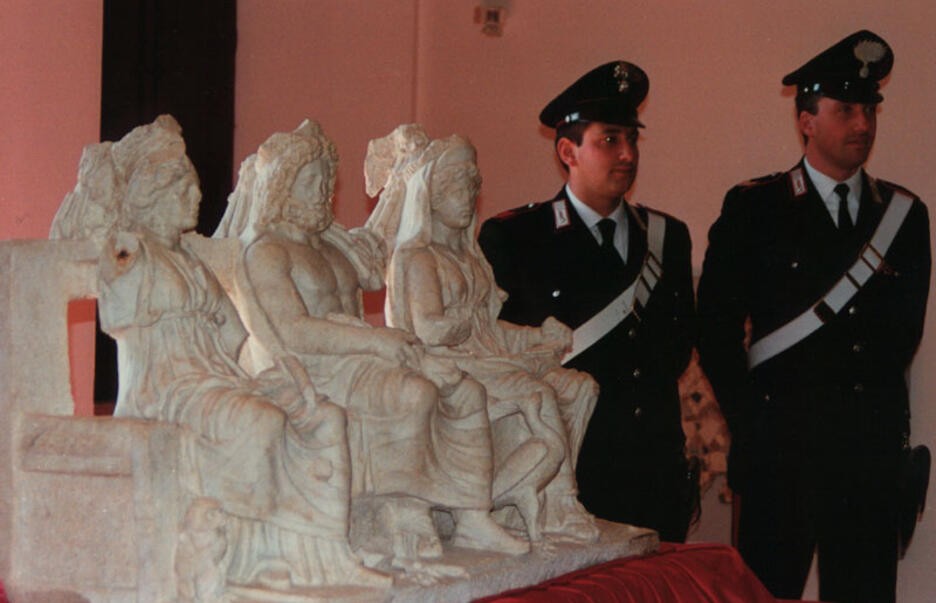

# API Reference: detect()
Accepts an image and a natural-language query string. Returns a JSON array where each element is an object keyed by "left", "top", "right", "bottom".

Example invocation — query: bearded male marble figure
[{"left": 216, "top": 120, "right": 528, "bottom": 559}]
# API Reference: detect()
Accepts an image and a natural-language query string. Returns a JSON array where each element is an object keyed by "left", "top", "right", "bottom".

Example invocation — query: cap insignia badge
[
  {"left": 614, "top": 62, "right": 630, "bottom": 92},
  {"left": 853, "top": 39, "right": 886, "bottom": 79}
]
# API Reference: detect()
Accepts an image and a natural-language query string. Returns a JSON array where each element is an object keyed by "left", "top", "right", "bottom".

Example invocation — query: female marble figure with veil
[
  {"left": 52, "top": 115, "right": 387, "bottom": 591},
  {"left": 376, "top": 134, "right": 600, "bottom": 542}
]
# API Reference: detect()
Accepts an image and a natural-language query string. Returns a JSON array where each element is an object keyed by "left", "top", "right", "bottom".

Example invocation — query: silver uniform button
[
  {"left": 848, "top": 306, "right": 858, "bottom": 316},
  {"left": 853, "top": 383, "right": 864, "bottom": 393},
  {"left": 551, "top": 289, "right": 561, "bottom": 298},
  {"left": 632, "top": 368, "right": 642, "bottom": 378},
  {"left": 628, "top": 327, "right": 637, "bottom": 339},
  {"left": 764, "top": 394, "right": 771, "bottom": 402},
  {"left": 852, "top": 343, "right": 864, "bottom": 353},
  {"left": 634, "top": 406, "right": 643, "bottom": 418},
  {"left": 791, "top": 261, "right": 799, "bottom": 269}
]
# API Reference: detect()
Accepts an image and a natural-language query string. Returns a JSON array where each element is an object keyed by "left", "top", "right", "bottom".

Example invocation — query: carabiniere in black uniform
[
  {"left": 699, "top": 165, "right": 929, "bottom": 498},
  {"left": 697, "top": 30, "right": 931, "bottom": 603},
  {"left": 480, "top": 60, "right": 697, "bottom": 542},
  {"left": 479, "top": 190, "right": 696, "bottom": 542}
]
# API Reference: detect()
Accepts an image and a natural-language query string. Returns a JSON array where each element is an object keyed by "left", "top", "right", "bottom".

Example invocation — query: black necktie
[
  {"left": 835, "top": 183, "right": 853, "bottom": 232},
  {"left": 597, "top": 218, "right": 623, "bottom": 266}
]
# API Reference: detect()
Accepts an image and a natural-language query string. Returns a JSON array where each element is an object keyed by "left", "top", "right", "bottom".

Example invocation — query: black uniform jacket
[
  {"left": 697, "top": 162, "right": 931, "bottom": 493},
  {"left": 478, "top": 189, "right": 696, "bottom": 478}
]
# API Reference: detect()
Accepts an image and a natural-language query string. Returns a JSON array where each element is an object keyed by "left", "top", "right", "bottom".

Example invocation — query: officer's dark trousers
[
  {"left": 737, "top": 455, "right": 899, "bottom": 603},
  {"left": 577, "top": 450, "right": 691, "bottom": 543}
]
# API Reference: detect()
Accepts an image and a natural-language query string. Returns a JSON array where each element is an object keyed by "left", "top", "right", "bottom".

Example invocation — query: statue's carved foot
[
  {"left": 496, "top": 485, "right": 546, "bottom": 542},
  {"left": 543, "top": 494, "right": 600, "bottom": 543},
  {"left": 394, "top": 526, "right": 444, "bottom": 560},
  {"left": 351, "top": 495, "right": 442, "bottom": 567},
  {"left": 337, "top": 564, "right": 394, "bottom": 588},
  {"left": 245, "top": 554, "right": 392, "bottom": 591},
  {"left": 393, "top": 558, "right": 469, "bottom": 586},
  {"left": 249, "top": 560, "right": 292, "bottom": 591},
  {"left": 531, "top": 537, "right": 559, "bottom": 558},
  {"left": 451, "top": 509, "right": 530, "bottom": 556}
]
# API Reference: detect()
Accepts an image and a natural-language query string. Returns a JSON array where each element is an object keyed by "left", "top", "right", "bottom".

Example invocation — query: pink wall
[
  {"left": 0, "top": 0, "right": 932, "bottom": 597},
  {"left": 236, "top": 2, "right": 936, "bottom": 600},
  {"left": 235, "top": 0, "right": 420, "bottom": 229},
  {"left": 0, "top": 0, "right": 102, "bottom": 416}
]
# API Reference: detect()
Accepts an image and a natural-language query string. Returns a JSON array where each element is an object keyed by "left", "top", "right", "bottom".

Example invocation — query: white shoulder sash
[
  {"left": 747, "top": 191, "right": 914, "bottom": 369},
  {"left": 563, "top": 211, "right": 666, "bottom": 363}
]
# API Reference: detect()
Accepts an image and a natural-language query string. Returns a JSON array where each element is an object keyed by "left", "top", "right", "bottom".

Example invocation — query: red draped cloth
[{"left": 476, "top": 543, "right": 778, "bottom": 602}]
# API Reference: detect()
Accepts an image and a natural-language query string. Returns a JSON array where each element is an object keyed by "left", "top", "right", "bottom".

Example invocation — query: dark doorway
[{"left": 95, "top": 0, "right": 236, "bottom": 409}]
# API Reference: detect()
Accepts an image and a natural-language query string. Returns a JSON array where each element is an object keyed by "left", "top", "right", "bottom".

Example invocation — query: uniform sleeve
[
  {"left": 478, "top": 216, "right": 536, "bottom": 325},
  {"left": 696, "top": 187, "right": 752, "bottom": 437},
  {"left": 882, "top": 198, "right": 931, "bottom": 371},
  {"left": 478, "top": 217, "right": 517, "bottom": 293},
  {"left": 661, "top": 218, "right": 696, "bottom": 380}
]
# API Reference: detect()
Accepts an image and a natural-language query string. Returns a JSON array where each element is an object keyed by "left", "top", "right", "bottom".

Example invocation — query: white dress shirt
[
  {"left": 565, "top": 185, "right": 629, "bottom": 264},
  {"left": 803, "top": 157, "right": 862, "bottom": 227}
]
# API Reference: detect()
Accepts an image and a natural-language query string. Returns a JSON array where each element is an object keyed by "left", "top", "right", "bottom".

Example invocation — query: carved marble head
[
  {"left": 426, "top": 135, "right": 481, "bottom": 225},
  {"left": 112, "top": 115, "right": 201, "bottom": 240},
  {"left": 51, "top": 115, "right": 199, "bottom": 243},
  {"left": 253, "top": 119, "right": 338, "bottom": 232},
  {"left": 392, "top": 135, "right": 481, "bottom": 253}
]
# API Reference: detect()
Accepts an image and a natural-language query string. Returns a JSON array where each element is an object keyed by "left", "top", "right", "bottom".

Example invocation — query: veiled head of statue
[
  {"left": 421, "top": 136, "right": 481, "bottom": 231},
  {"left": 424, "top": 136, "right": 479, "bottom": 201}
]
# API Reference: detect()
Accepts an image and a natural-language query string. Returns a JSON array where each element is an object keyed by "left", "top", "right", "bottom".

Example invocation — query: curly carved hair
[
  {"left": 111, "top": 115, "right": 199, "bottom": 232},
  {"left": 253, "top": 119, "right": 339, "bottom": 226}
]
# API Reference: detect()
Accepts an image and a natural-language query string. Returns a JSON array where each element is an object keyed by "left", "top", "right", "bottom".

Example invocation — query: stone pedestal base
[
  {"left": 227, "top": 520, "right": 657, "bottom": 603},
  {"left": 392, "top": 520, "right": 658, "bottom": 603}
]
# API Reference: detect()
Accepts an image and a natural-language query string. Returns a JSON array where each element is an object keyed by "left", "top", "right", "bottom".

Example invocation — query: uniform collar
[
  {"left": 802, "top": 156, "right": 863, "bottom": 204},
  {"left": 564, "top": 184, "right": 629, "bottom": 231},
  {"left": 564, "top": 185, "right": 630, "bottom": 264}
]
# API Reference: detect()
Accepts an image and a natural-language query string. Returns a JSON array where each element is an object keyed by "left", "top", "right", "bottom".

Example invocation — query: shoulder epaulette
[
  {"left": 490, "top": 201, "right": 546, "bottom": 221},
  {"left": 737, "top": 172, "right": 785, "bottom": 189},
  {"left": 872, "top": 177, "right": 919, "bottom": 201},
  {"left": 636, "top": 203, "right": 681, "bottom": 223}
]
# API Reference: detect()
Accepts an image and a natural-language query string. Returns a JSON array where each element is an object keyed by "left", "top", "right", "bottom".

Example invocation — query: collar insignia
[
  {"left": 552, "top": 199, "right": 571, "bottom": 230},
  {"left": 790, "top": 167, "right": 808, "bottom": 197}
]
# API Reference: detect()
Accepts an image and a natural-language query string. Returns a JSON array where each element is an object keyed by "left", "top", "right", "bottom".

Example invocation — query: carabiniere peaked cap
[
  {"left": 782, "top": 30, "right": 893, "bottom": 104},
  {"left": 539, "top": 61, "right": 649, "bottom": 129}
]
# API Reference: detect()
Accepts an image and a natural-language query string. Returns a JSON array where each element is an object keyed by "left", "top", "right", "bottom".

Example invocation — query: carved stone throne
[{"left": 1, "top": 239, "right": 189, "bottom": 603}]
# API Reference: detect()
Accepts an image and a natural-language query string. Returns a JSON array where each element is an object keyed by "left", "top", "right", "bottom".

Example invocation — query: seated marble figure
[
  {"left": 214, "top": 119, "right": 530, "bottom": 560},
  {"left": 368, "top": 128, "right": 600, "bottom": 542},
  {"left": 51, "top": 115, "right": 389, "bottom": 594}
]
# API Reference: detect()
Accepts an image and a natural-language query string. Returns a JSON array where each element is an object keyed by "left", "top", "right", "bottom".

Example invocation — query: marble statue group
[{"left": 0, "top": 116, "right": 655, "bottom": 603}]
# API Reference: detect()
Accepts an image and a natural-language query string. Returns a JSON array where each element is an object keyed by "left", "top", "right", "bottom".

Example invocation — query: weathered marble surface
[
  {"left": 216, "top": 120, "right": 530, "bottom": 568},
  {"left": 0, "top": 116, "right": 657, "bottom": 602},
  {"left": 370, "top": 129, "right": 600, "bottom": 544}
]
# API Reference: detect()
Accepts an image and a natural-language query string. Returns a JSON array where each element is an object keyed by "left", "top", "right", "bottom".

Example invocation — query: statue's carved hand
[
  {"left": 375, "top": 328, "right": 422, "bottom": 367},
  {"left": 541, "top": 317, "right": 572, "bottom": 351}
]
